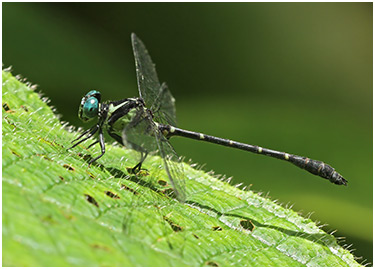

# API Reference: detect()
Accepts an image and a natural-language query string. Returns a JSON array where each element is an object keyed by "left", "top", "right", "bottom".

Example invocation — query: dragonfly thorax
[{"left": 104, "top": 97, "right": 149, "bottom": 145}]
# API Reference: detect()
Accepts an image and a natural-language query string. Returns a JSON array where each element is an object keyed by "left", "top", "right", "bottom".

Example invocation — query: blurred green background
[{"left": 3, "top": 2, "right": 372, "bottom": 264}]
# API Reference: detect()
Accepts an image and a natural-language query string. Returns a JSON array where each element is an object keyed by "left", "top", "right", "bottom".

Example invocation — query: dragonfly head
[{"left": 78, "top": 90, "right": 101, "bottom": 122}]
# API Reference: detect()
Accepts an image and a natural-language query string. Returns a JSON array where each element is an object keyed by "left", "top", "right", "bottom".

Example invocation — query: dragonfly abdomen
[{"left": 159, "top": 124, "right": 347, "bottom": 186}]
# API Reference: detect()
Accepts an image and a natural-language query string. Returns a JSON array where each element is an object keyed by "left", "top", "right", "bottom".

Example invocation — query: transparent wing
[
  {"left": 122, "top": 108, "right": 185, "bottom": 202},
  {"left": 131, "top": 33, "right": 161, "bottom": 109},
  {"left": 131, "top": 34, "right": 177, "bottom": 126},
  {"left": 152, "top": 83, "right": 177, "bottom": 126},
  {"left": 154, "top": 132, "right": 186, "bottom": 202},
  {"left": 122, "top": 108, "right": 159, "bottom": 156}
]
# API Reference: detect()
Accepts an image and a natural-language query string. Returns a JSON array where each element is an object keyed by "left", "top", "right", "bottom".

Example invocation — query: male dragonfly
[{"left": 70, "top": 33, "right": 347, "bottom": 202}]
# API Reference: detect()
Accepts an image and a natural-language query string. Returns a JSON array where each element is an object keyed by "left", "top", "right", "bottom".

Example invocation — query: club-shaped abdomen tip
[
  {"left": 315, "top": 161, "right": 348, "bottom": 186},
  {"left": 331, "top": 171, "right": 348, "bottom": 186}
]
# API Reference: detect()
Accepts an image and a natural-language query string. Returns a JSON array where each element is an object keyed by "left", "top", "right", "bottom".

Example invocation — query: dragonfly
[{"left": 69, "top": 33, "right": 347, "bottom": 202}]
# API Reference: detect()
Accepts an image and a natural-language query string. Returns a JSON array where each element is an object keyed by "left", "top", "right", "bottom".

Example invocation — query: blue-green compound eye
[
  {"left": 83, "top": 97, "right": 99, "bottom": 118},
  {"left": 78, "top": 90, "right": 101, "bottom": 122}
]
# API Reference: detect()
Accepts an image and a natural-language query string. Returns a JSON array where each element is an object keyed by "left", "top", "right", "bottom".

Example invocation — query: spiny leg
[
  {"left": 87, "top": 140, "right": 99, "bottom": 149},
  {"left": 71, "top": 125, "right": 96, "bottom": 142},
  {"left": 87, "top": 129, "right": 106, "bottom": 165},
  {"left": 126, "top": 142, "right": 149, "bottom": 174},
  {"left": 68, "top": 125, "right": 99, "bottom": 149}
]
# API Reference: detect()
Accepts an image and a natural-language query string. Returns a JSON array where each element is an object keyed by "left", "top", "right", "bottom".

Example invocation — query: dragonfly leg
[
  {"left": 68, "top": 125, "right": 99, "bottom": 149},
  {"left": 87, "top": 140, "right": 99, "bottom": 149},
  {"left": 71, "top": 125, "right": 96, "bottom": 142},
  {"left": 88, "top": 128, "right": 105, "bottom": 165},
  {"left": 131, "top": 151, "right": 149, "bottom": 173},
  {"left": 123, "top": 141, "right": 149, "bottom": 174}
]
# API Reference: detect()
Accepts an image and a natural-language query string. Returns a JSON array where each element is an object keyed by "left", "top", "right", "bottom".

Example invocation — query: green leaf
[{"left": 2, "top": 70, "right": 361, "bottom": 267}]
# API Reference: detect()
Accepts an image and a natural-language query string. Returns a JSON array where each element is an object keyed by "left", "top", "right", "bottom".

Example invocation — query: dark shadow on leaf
[
  {"left": 185, "top": 200, "right": 338, "bottom": 248},
  {"left": 105, "top": 166, "right": 177, "bottom": 199},
  {"left": 101, "top": 164, "right": 337, "bottom": 249}
]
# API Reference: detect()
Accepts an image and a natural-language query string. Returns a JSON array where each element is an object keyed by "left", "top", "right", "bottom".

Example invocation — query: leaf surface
[{"left": 2, "top": 70, "right": 360, "bottom": 266}]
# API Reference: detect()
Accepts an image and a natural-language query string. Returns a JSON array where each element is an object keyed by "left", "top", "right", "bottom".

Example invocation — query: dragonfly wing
[
  {"left": 122, "top": 107, "right": 158, "bottom": 155},
  {"left": 152, "top": 83, "right": 177, "bottom": 126},
  {"left": 154, "top": 132, "right": 186, "bottom": 202},
  {"left": 131, "top": 34, "right": 178, "bottom": 126},
  {"left": 131, "top": 33, "right": 161, "bottom": 109},
  {"left": 122, "top": 108, "right": 186, "bottom": 202}
]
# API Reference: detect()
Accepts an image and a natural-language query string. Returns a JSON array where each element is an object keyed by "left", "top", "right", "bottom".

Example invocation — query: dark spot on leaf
[
  {"left": 193, "top": 233, "right": 200, "bottom": 239},
  {"left": 205, "top": 261, "right": 219, "bottom": 267},
  {"left": 157, "top": 179, "right": 168, "bottom": 186},
  {"left": 59, "top": 176, "right": 64, "bottom": 181},
  {"left": 163, "top": 216, "right": 183, "bottom": 232},
  {"left": 20, "top": 105, "right": 29, "bottom": 112},
  {"left": 91, "top": 244, "right": 110, "bottom": 252},
  {"left": 84, "top": 194, "right": 99, "bottom": 207},
  {"left": 120, "top": 184, "right": 139, "bottom": 195},
  {"left": 63, "top": 164, "right": 75, "bottom": 171},
  {"left": 212, "top": 226, "right": 222, "bottom": 231},
  {"left": 240, "top": 219, "right": 254, "bottom": 231},
  {"left": 3, "top": 103, "right": 10, "bottom": 111},
  {"left": 161, "top": 188, "right": 175, "bottom": 198},
  {"left": 11, "top": 150, "right": 21, "bottom": 157},
  {"left": 4, "top": 117, "right": 17, "bottom": 128},
  {"left": 3, "top": 103, "right": 15, "bottom": 113},
  {"left": 105, "top": 191, "right": 120, "bottom": 199}
]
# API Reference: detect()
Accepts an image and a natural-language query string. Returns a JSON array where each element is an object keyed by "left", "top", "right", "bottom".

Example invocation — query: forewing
[
  {"left": 131, "top": 34, "right": 178, "bottom": 126},
  {"left": 131, "top": 33, "right": 161, "bottom": 109}
]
